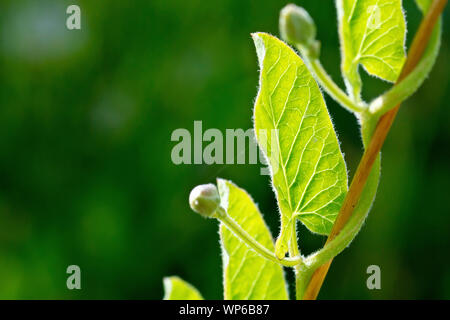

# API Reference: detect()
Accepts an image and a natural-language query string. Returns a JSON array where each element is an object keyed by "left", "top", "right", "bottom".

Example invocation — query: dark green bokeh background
[{"left": 0, "top": 0, "right": 448, "bottom": 299}]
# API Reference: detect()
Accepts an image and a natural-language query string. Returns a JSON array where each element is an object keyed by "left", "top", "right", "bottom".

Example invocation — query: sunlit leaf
[
  {"left": 252, "top": 32, "right": 348, "bottom": 246},
  {"left": 336, "top": 0, "right": 406, "bottom": 98}
]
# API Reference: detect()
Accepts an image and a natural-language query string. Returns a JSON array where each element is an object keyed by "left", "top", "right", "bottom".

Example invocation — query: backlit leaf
[
  {"left": 252, "top": 32, "right": 348, "bottom": 246},
  {"left": 336, "top": 0, "right": 406, "bottom": 99}
]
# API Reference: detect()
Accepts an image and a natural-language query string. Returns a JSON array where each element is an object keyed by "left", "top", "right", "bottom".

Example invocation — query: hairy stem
[
  {"left": 298, "top": 47, "right": 366, "bottom": 114},
  {"left": 217, "top": 207, "right": 303, "bottom": 267},
  {"left": 295, "top": 264, "right": 315, "bottom": 300},
  {"left": 301, "top": 0, "right": 448, "bottom": 300},
  {"left": 289, "top": 221, "right": 304, "bottom": 300}
]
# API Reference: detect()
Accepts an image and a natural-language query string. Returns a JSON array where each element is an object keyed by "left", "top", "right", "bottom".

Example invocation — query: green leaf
[
  {"left": 251, "top": 32, "right": 348, "bottom": 245},
  {"left": 163, "top": 276, "right": 204, "bottom": 300},
  {"left": 336, "top": 0, "right": 406, "bottom": 99},
  {"left": 369, "top": 0, "right": 441, "bottom": 115},
  {"left": 218, "top": 178, "right": 289, "bottom": 300}
]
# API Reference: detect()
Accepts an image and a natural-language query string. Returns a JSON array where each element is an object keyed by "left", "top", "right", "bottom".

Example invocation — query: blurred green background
[{"left": 0, "top": 0, "right": 448, "bottom": 299}]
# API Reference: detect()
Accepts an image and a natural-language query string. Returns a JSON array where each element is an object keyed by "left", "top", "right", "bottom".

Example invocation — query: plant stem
[
  {"left": 295, "top": 264, "right": 314, "bottom": 300},
  {"left": 301, "top": 0, "right": 448, "bottom": 300},
  {"left": 217, "top": 207, "right": 303, "bottom": 267},
  {"left": 298, "top": 47, "right": 366, "bottom": 114},
  {"left": 289, "top": 221, "right": 303, "bottom": 300}
]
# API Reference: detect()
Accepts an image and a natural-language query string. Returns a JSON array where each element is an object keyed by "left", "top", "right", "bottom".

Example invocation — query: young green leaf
[
  {"left": 369, "top": 0, "right": 441, "bottom": 115},
  {"left": 336, "top": 0, "right": 406, "bottom": 100},
  {"left": 252, "top": 33, "right": 348, "bottom": 248},
  {"left": 163, "top": 276, "right": 204, "bottom": 300},
  {"left": 218, "top": 178, "right": 289, "bottom": 300}
]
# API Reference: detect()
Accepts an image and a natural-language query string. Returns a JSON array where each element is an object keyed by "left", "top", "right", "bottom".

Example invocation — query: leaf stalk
[
  {"left": 298, "top": 46, "right": 367, "bottom": 114},
  {"left": 216, "top": 207, "right": 303, "bottom": 268}
]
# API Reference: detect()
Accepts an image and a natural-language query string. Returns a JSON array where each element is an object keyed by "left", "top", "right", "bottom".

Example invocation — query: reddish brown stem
[{"left": 302, "top": 0, "right": 448, "bottom": 300}]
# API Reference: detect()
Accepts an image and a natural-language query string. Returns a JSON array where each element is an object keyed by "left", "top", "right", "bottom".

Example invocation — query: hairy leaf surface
[
  {"left": 252, "top": 32, "right": 348, "bottom": 246},
  {"left": 218, "top": 178, "right": 288, "bottom": 300},
  {"left": 163, "top": 276, "right": 203, "bottom": 300},
  {"left": 336, "top": 0, "right": 406, "bottom": 98}
]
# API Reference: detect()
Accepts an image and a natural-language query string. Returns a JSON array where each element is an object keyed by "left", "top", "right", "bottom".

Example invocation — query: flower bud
[
  {"left": 189, "top": 184, "right": 221, "bottom": 218},
  {"left": 280, "top": 4, "right": 316, "bottom": 47}
]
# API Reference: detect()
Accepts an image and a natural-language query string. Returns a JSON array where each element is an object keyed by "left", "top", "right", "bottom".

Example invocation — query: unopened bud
[
  {"left": 189, "top": 184, "right": 221, "bottom": 218},
  {"left": 280, "top": 4, "right": 316, "bottom": 47}
]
